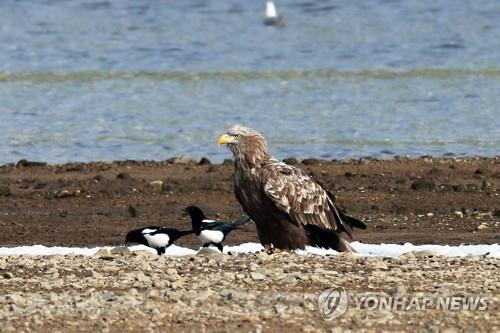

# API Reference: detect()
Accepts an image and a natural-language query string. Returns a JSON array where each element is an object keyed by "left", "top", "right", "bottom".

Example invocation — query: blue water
[{"left": 0, "top": 0, "right": 499, "bottom": 164}]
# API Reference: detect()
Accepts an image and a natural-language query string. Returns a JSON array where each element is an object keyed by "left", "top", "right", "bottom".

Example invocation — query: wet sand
[{"left": 0, "top": 156, "right": 499, "bottom": 248}]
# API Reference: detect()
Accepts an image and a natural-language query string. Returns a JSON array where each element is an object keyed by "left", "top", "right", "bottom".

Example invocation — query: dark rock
[
  {"left": 493, "top": 209, "right": 500, "bottom": 218},
  {"left": 93, "top": 174, "right": 104, "bottom": 182},
  {"left": 283, "top": 158, "right": 298, "bottom": 165},
  {"left": 411, "top": 179, "right": 436, "bottom": 191},
  {"left": 301, "top": 158, "right": 320, "bottom": 165},
  {"left": 438, "top": 184, "right": 455, "bottom": 192},
  {"left": 428, "top": 167, "right": 443, "bottom": 175},
  {"left": 0, "top": 185, "right": 11, "bottom": 196},
  {"left": 128, "top": 205, "right": 137, "bottom": 218},
  {"left": 453, "top": 184, "right": 466, "bottom": 192},
  {"left": 64, "top": 163, "right": 84, "bottom": 172},
  {"left": 395, "top": 178, "right": 407, "bottom": 185},
  {"left": 474, "top": 167, "right": 489, "bottom": 175},
  {"left": 16, "top": 159, "right": 47, "bottom": 168},
  {"left": 344, "top": 171, "right": 356, "bottom": 178},
  {"left": 116, "top": 172, "right": 131, "bottom": 180},
  {"left": 222, "top": 159, "right": 233, "bottom": 166},
  {"left": 465, "top": 184, "right": 479, "bottom": 192},
  {"left": 34, "top": 182, "right": 47, "bottom": 190},
  {"left": 198, "top": 157, "right": 211, "bottom": 165}
]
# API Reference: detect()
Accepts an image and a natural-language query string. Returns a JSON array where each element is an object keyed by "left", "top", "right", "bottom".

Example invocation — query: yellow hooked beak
[{"left": 217, "top": 134, "right": 237, "bottom": 145}]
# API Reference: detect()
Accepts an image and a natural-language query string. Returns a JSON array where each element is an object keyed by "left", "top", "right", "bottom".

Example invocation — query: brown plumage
[{"left": 217, "top": 124, "right": 366, "bottom": 252}]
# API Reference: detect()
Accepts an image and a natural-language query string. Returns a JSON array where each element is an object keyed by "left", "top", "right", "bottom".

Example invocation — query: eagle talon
[{"left": 266, "top": 247, "right": 283, "bottom": 255}]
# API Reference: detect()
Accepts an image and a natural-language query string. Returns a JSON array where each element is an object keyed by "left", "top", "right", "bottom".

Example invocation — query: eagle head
[{"left": 217, "top": 125, "right": 270, "bottom": 164}]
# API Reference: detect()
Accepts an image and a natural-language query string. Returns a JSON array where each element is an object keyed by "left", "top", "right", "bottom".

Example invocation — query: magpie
[
  {"left": 125, "top": 226, "right": 194, "bottom": 255},
  {"left": 184, "top": 206, "right": 251, "bottom": 252}
]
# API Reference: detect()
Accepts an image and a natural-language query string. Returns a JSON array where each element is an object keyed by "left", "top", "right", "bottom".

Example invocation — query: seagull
[
  {"left": 264, "top": 1, "right": 285, "bottom": 27},
  {"left": 184, "top": 206, "right": 252, "bottom": 252},
  {"left": 125, "top": 226, "right": 194, "bottom": 255}
]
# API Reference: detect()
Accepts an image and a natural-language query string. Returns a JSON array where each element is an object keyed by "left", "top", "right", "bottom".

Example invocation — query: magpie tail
[{"left": 232, "top": 214, "right": 252, "bottom": 227}]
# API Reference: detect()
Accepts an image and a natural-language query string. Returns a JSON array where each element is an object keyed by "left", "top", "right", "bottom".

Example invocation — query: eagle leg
[{"left": 216, "top": 243, "right": 224, "bottom": 253}]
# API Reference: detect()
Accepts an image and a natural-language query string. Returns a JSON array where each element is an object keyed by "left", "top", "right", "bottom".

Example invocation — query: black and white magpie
[
  {"left": 125, "top": 226, "right": 194, "bottom": 255},
  {"left": 184, "top": 206, "right": 251, "bottom": 252}
]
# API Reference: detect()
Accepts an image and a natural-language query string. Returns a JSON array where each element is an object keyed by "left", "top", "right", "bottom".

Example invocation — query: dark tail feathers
[
  {"left": 338, "top": 210, "right": 366, "bottom": 230},
  {"left": 325, "top": 190, "right": 366, "bottom": 231},
  {"left": 305, "top": 225, "right": 352, "bottom": 252}
]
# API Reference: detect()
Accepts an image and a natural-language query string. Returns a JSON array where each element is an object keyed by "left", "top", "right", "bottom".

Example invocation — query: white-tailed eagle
[{"left": 217, "top": 124, "right": 366, "bottom": 252}]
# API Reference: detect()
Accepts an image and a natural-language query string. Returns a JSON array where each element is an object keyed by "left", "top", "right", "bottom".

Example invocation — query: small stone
[
  {"left": 149, "top": 180, "right": 164, "bottom": 193},
  {"left": 153, "top": 280, "right": 166, "bottom": 289},
  {"left": 93, "top": 248, "right": 111, "bottom": 257},
  {"left": 222, "top": 159, "right": 233, "bottom": 166},
  {"left": 55, "top": 189, "right": 80, "bottom": 198},
  {"left": 0, "top": 185, "right": 11, "bottom": 197},
  {"left": 116, "top": 172, "right": 131, "bottom": 180},
  {"left": 250, "top": 272, "right": 266, "bottom": 280},
  {"left": 3, "top": 272, "right": 13, "bottom": 279},
  {"left": 167, "top": 156, "right": 195, "bottom": 165},
  {"left": 301, "top": 158, "right": 320, "bottom": 165},
  {"left": 358, "top": 157, "right": 373, "bottom": 165},
  {"left": 16, "top": 159, "right": 46, "bottom": 167},
  {"left": 83, "top": 269, "right": 94, "bottom": 278},
  {"left": 454, "top": 211, "right": 464, "bottom": 218},
  {"left": 127, "top": 205, "right": 137, "bottom": 217},
  {"left": 220, "top": 289, "right": 233, "bottom": 299},
  {"left": 411, "top": 179, "right": 436, "bottom": 191},
  {"left": 110, "top": 246, "right": 131, "bottom": 255},
  {"left": 135, "top": 271, "right": 149, "bottom": 283},
  {"left": 282, "top": 158, "right": 298, "bottom": 165},
  {"left": 477, "top": 222, "right": 489, "bottom": 231},
  {"left": 387, "top": 284, "right": 407, "bottom": 296},
  {"left": 481, "top": 180, "right": 493, "bottom": 190},
  {"left": 369, "top": 259, "right": 389, "bottom": 270}
]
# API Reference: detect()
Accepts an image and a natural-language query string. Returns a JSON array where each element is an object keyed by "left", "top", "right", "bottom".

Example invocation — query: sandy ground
[
  {"left": 1, "top": 156, "right": 499, "bottom": 332},
  {"left": 0, "top": 156, "right": 499, "bottom": 247}
]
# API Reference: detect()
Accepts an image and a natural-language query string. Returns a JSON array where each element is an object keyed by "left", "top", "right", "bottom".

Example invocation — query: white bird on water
[{"left": 264, "top": 1, "right": 285, "bottom": 27}]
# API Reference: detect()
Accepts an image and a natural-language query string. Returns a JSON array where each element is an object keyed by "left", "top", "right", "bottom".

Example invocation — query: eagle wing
[{"left": 262, "top": 161, "right": 353, "bottom": 237}]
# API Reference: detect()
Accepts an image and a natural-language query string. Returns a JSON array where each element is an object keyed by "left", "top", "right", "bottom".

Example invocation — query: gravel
[{"left": 0, "top": 252, "right": 498, "bottom": 332}]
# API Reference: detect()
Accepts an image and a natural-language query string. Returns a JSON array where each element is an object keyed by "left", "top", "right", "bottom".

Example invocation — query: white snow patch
[{"left": 0, "top": 242, "right": 498, "bottom": 257}]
